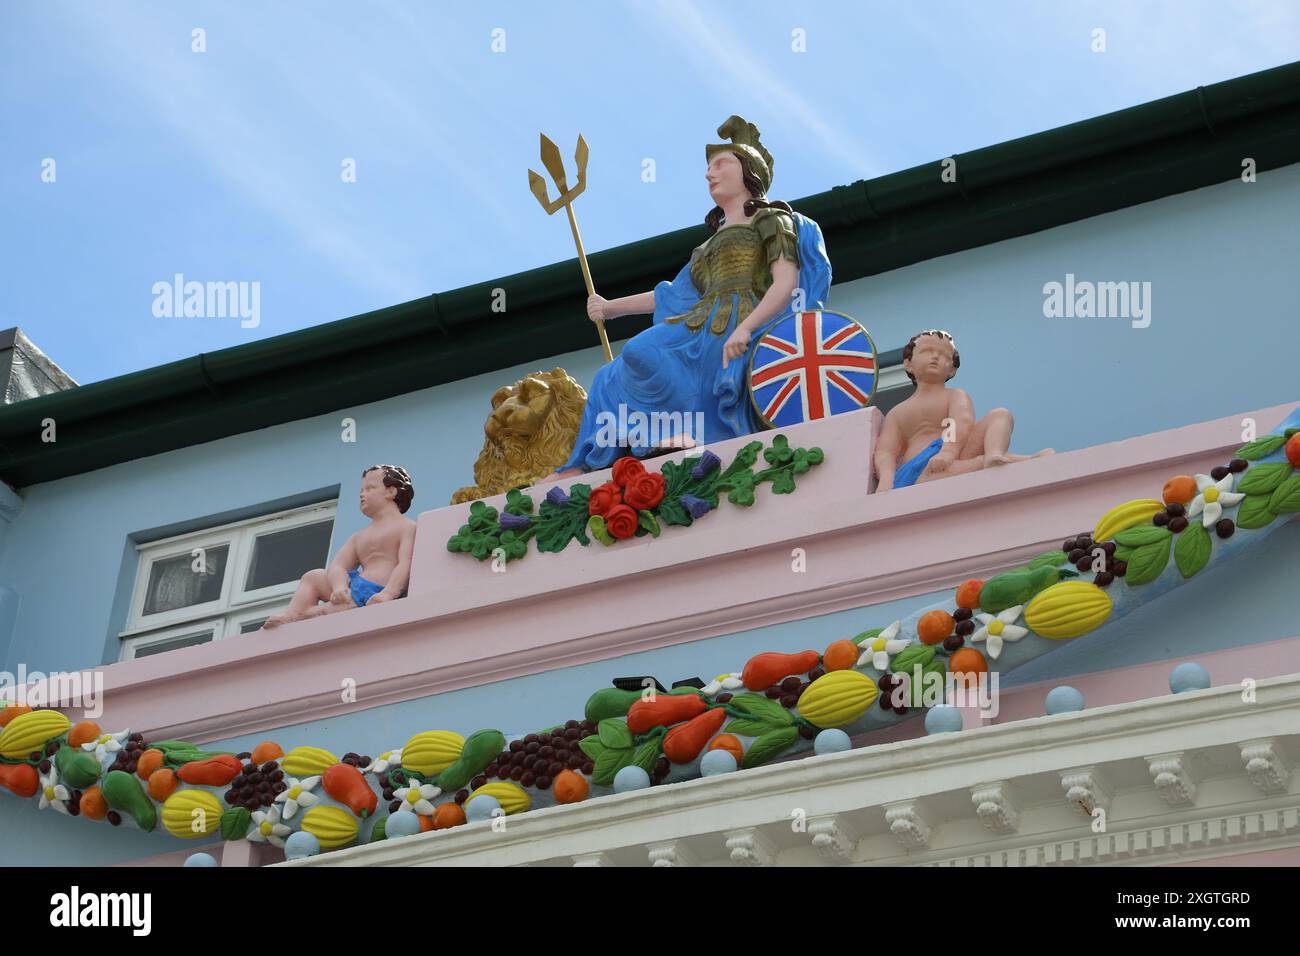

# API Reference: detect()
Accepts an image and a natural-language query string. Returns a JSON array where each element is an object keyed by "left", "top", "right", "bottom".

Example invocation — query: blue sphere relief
[
  {"left": 925, "top": 706, "right": 964, "bottom": 734},
  {"left": 613, "top": 766, "right": 651, "bottom": 792},
  {"left": 814, "top": 729, "right": 852, "bottom": 755},
  {"left": 183, "top": 852, "right": 218, "bottom": 868},
  {"left": 1045, "top": 686, "right": 1085, "bottom": 714},
  {"left": 465, "top": 795, "right": 502, "bottom": 823},
  {"left": 386, "top": 808, "right": 423, "bottom": 837},
  {"left": 700, "top": 749, "right": 737, "bottom": 776},
  {"left": 1170, "top": 662, "right": 1211, "bottom": 694},
  {"left": 284, "top": 831, "right": 321, "bottom": 860}
]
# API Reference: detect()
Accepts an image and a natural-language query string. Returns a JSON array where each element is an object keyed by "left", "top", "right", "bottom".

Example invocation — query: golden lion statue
[{"left": 450, "top": 367, "right": 588, "bottom": 504}]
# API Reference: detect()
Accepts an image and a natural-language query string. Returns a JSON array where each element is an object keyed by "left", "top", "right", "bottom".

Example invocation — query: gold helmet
[{"left": 705, "top": 115, "right": 774, "bottom": 194}]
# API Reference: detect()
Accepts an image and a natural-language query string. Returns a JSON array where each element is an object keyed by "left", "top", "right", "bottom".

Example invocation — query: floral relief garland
[
  {"left": 1, "top": 421, "right": 1296, "bottom": 859},
  {"left": 446, "top": 434, "right": 825, "bottom": 563}
]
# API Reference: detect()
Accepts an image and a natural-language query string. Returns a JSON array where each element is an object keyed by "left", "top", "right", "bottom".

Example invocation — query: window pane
[
  {"left": 142, "top": 545, "right": 229, "bottom": 615},
  {"left": 133, "top": 629, "right": 215, "bottom": 658},
  {"left": 239, "top": 618, "right": 270, "bottom": 634},
  {"left": 245, "top": 520, "right": 333, "bottom": 591}
]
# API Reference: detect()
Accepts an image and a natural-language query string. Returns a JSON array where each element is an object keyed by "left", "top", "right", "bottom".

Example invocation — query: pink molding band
[{"left": 31, "top": 401, "right": 1296, "bottom": 745}]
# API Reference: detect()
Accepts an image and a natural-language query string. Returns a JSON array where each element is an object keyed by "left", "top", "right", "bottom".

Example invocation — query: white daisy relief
[
  {"left": 364, "top": 749, "right": 402, "bottom": 775},
  {"left": 274, "top": 774, "right": 320, "bottom": 820},
  {"left": 1187, "top": 473, "right": 1245, "bottom": 527},
  {"left": 971, "top": 606, "right": 1029, "bottom": 660},
  {"left": 81, "top": 730, "right": 128, "bottom": 761},
  {"left": 856, "top": 621, "right": 909, "bottom": 670},
  {"left": 702, "top": 673, "right": 745, "bottom": 697},
  {"left": 38, "top": 766, "right": 71, "bottom": 814},
  {"left": 394, "top": 780, "right": 441, "bottom": 816},
  {"left": 248, "top": 806, "right": 293, "bottom": 847}
]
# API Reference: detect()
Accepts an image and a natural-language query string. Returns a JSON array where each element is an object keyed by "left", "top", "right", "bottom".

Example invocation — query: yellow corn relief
[
  {"left": 796, "top": 670, "right": 879, "bottom": 728},
  {"left": 0, "top": 710, "right": 71, "bottom": 759},
  {"left": 281, "top": 746, "right": 339, "bottom": 777},
  {"left": 400, "top": 730, "right": 465, "bottom": 776},
  {"left": 1024, "top": 580, "right": 1113, "bottom": 639},
  {"left": 162, "top": 789, "right": 223, "bottom": 838},
  {"left": 302, "top": 805, "right": 359, "bottom": 850},
  {"left": 467, "top": 781, "right": 531, "bottom": 816}
]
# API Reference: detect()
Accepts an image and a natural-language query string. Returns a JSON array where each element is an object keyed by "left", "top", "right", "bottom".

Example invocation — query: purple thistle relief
[
  {"left": 499, "top": 511, "right": 532, "bottom": 531},
  {"left": 544, "top": 485, "right": 570, "bottom": 507},
  {"left": 691, "top": 451, "right": 722, "bottom": 479},
  {"left": 680, "top": 494, "right": 712, "bottom": 519}
]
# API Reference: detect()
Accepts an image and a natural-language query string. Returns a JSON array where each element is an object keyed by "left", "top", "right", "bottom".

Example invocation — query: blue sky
[{"left": 3, "top": 0, "right": 1298, "bottom": 384}]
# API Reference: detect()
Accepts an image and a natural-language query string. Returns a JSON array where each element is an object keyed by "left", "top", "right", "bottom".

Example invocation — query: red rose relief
[
  {"left": 604, "top": 503, "right": 640, "bottom": 539},
  {"left": 623, "top": 472, "right": 666, "bottom": 511},
  {"left": 587, "top": 480, "right": 623, "bottom": 518},
  {"left": 611, "top": 456, "right": 646, "bottom": 488}
]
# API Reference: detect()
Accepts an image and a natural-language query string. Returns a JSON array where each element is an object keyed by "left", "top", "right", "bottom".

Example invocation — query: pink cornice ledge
[{"left": 45, "top": 401, "right": 1295, "bottom": 745}]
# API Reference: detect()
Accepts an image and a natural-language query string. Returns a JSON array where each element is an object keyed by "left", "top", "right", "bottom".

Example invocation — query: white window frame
[
  {"left": 119, "top": 502, "right": 337, "bottom": 657},
  {"left": 120, "top": 619, "right": 224, "bottom": 661},
  {"left": 225, "top": 606, "right": 280, "bottom": 638}
]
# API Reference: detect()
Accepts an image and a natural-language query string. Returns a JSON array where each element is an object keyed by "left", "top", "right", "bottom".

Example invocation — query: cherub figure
[
  {"left": 261, "top": 465, "right": 416, "bottom": 629},
  {"left": 874, "top": 331, "right": 1053, "bottom": 491}
]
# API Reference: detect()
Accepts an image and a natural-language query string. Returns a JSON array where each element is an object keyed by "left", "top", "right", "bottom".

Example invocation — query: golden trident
[{"left": 528, "top": 133, "right": 613, "bottom": 363}]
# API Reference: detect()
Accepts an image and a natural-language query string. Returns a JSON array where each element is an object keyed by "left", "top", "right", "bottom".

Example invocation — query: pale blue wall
[{"left": 0, "top": 165, "right": 1298, "bottom": 864}]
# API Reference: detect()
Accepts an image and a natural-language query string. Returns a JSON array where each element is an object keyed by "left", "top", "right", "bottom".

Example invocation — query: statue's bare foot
[
  {"left": 987, "top": 448, "right": 1056, "bottom": 467},
  {"left": 658, "top": 434, "right": 697, "bottom": 450},
  {"left": 262, "top": 609, "right": 305, "bottom": 630},
  {"left": 536, "top": 467, "right": 582, "bottom": 485}
]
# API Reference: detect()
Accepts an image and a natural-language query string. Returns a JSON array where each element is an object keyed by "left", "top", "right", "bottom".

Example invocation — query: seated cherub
[
  {"left": 262, "top": 465, "right": 416, "bottom": 629},
  {"left": 873, "top": 330, "right": 1052, "bottom": 491}
]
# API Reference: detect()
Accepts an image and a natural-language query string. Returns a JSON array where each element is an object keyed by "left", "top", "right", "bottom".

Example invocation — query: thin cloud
[
  {"left": 61, "top": 6, "right": 506, "bottom": 303},
  {"left": 631, "top": 0, "right": 887, "bottom": 181}
]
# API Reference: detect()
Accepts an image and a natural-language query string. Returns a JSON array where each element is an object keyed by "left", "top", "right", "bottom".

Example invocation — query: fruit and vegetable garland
[
  {"left": 446, "top": 435, "right": 824, "bottom": 563},
  {"left": 3, "top": 416, "right": 1297, "bottom": 860}
]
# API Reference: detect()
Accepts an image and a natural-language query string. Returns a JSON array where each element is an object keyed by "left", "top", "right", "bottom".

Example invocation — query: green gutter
[{"left": 3, "top": 60, "right": 1299, "bottom": 487}]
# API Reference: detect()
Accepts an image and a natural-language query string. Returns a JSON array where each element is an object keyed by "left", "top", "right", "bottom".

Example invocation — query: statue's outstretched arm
[{"left": 599, "top": 290, "right": 656, "bottom": 320}]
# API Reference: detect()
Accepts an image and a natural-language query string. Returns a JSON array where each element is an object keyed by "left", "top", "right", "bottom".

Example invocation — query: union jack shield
[{"left": 747, "top": 310, "right": 878, "bottom": 427}]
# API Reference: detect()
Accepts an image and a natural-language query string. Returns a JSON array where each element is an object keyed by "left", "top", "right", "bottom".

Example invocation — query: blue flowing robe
[{"left": 559, "top": 211, "right": 833, "bottom": 472}]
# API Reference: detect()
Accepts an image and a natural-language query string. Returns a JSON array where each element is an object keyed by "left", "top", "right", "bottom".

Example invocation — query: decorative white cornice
[
  {"left": 920, "top": 805, "right": 1300, "bottom": 868},
  {"left": 725, "top": 828, "right": 778, "bottom": 866},
  {"left": 571, "top": 851, "right": 614, "bottom": 867},
  {"left": 807, "top": 814, "right": 857, "bottom": 864},
  {"left": 1147, "top": 752, "right": 1197, "bottom": 806},
  {"left": 1061, "top": 767, "right": 1112, "bottom": 819},
  {"left": 884, "top": 800, "right": 932, "bottom": 850},
  {"left": 971, "top": 780, "right": 1021, "bottom": 834},
  {"left": 1240, "top": 738, "right": 1292, "bottom": 795},
  {"left": 646, "top": 840, "right": 697, "bottom": 867}
]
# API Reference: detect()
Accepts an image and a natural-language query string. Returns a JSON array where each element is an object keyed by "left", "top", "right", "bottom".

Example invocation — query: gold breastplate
[
  {"left": 690, "top": 224, "right": 764, "bottom": 295},
  {"left": 667, "top": 224, "right": 765, "bottom": 335}
]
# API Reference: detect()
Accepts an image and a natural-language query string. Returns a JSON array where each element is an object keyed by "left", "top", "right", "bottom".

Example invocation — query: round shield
[{"left": 747, "top": 309, "right": 878, "bottom": 428}]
